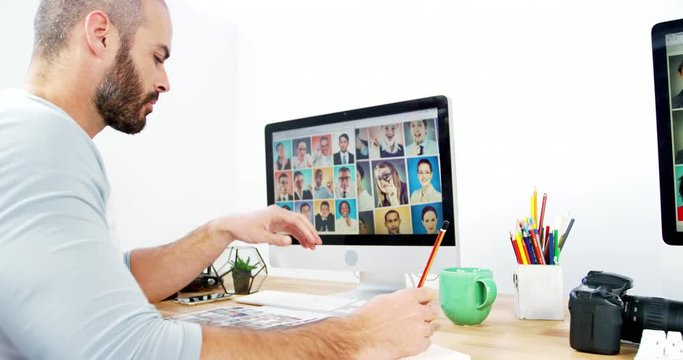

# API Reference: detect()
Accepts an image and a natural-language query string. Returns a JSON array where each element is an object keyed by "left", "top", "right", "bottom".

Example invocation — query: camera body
[
  {"left": 568, "top": 271, "right": 631, "bottom": 354},
  {"left": 569, "top": 270, "right": 683, "bottom": 355}
]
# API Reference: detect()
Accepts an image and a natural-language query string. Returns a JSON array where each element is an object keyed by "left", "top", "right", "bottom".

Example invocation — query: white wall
[{"left": 2, "top": 0, "right": 683, "bottom": 296}]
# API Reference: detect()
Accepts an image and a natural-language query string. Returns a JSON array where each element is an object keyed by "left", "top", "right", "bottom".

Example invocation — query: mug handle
[{"left": 475, "top": 278, "right": 498, "bottom": 310}]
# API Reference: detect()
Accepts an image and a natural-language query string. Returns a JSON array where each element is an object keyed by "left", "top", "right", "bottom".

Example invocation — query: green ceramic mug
[{"left": 439, "top": 267, "right": 497, "bottom": 325}]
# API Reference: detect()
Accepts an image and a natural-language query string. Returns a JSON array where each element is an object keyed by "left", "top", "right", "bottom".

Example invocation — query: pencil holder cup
[{"left": 513, "top": 264, "right": 564, "bottom": 320}]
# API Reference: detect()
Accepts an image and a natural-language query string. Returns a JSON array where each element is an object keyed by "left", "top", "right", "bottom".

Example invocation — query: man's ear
[{"left": 83, "top": 10, "right": 114, "bottom": 58}]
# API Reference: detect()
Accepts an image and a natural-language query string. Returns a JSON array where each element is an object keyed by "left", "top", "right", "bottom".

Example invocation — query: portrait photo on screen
[
  {"left": 676, "top": 166, "right": 683, "bottom": 220},
  {"left": 355, "top": 128, "right": 371, "bottom": 161},
  {"left": 312, "top": 167, "right": 334, "bottom": 199},
  {"left": 411, "top": 203, "right": 443, "bottom": 235},
  {"left": 292, "top": 137, "right": 313, "bottom": 169},
  {"left": 334, "top": 165, "right": 356, "bottom": 199},
  {"left": 371, "top": 159, "right": 409, "bottom": 207},
  {"left": 670, "top": 54, "right": 683, "bottom": 109},
  {"left": 273, "top": 140, "right": 292, "bottom": 170},
  {"left": 356, "top": 161, "right": 374, "bottom": 211},
  {"left": 295, "top": 201, "right": 314, "bottom": 224},
  {"left": 335, "top": 199, "right": 358, "bottom": 234},
  {"left": 276, "top": 201, "right": 294, "bottom": 211},
  {"left": 312, "top": 134, "right": 333, "bottom": 167},
  {"left": 274, "top": 171, "right": 293, "bottom": 202},
  {"left": 365, "top": 126, "right": 382, "bottom": 159},
  {"left": 407, "top": 156, "right": 443, "bottom": 204},
  {"left": 673, "top": 111, "right": 683, "bottom": 164},
  {"left": 333, "top": 131, "right": 356, "bottom": 165},
  {"left": 376, "top": 123, "right": 405, "bottom": 158},
  {"left": 374, "top": 206, "right": 413, "bottom": 235},
  {"left": 358, "top": 211, "right": 375, "bottom": 235},
  {"left": 292, "top": 169, "right": 313, "bottom": 200},
  {"left": 404, "top": 118, "right": 438, "bottom": 157},
  {"left": 314, "top": 200, "right": 336, "bottom": 232}
]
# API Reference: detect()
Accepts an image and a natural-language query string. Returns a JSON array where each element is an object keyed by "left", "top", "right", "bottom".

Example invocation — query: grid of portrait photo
[
  {"left": 272, "top": 116, "right": 446, "bottom": 236},
  {"left": 668, "top": 46, "right": 683, "bottom": 222}
]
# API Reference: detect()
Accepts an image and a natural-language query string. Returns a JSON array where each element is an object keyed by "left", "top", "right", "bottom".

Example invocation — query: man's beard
[{"left": 94, "top": 44, "right": 159, "bottom": 134}]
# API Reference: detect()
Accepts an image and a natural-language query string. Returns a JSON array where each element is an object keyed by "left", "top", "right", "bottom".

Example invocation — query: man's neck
[{"left": 25, "top": 57, "right": 106, "bottom": 139}]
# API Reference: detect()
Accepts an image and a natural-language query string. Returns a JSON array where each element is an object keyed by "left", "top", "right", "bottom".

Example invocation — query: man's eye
[{"left": 154, "top": 56, "right": 163, "bottom": 64}]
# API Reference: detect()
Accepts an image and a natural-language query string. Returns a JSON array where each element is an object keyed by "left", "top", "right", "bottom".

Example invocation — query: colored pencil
[{"left": 418, "top": 221, "right": 450, "bottom": 287}]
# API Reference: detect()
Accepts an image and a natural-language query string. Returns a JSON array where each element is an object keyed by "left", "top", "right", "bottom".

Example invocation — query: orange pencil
[{"left": 417, "top": 221, "right": 450, "bottom": 287}]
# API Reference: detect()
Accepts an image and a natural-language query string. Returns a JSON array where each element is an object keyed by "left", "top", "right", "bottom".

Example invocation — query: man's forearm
[
  {"left": 129, "top": 221, "right": 231, "bottom": 302},
  {"left": 200, "top": 317, "right": 366, "bottom": 360}
]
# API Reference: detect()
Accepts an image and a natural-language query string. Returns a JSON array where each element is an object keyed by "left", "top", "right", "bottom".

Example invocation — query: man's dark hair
[
  {"left": 321, "top": 201, "right": 330, "bottom": 210},
  {"left": 339, "top": 133, "right": 349, "bottom": 142},
  {"left": 418, "top": 119, "right": 429, "bottom": 128},
  {"left": 385, "top": 210, "right": 400, "bottom": 222},
  {"left": 278, "top": 172, "right": 289, "bottom": 181},
  {"left": 293, "top": 171, "right": 303, "bottom": 179},
  {"left": 339, "top": 167, "right": 350, "bottom": 175},
  {"left": 33, "top": 0, "right": 151, "bottom": 62}
]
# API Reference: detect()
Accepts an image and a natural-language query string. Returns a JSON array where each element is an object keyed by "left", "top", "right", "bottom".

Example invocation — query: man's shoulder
[
  {"left": 0, "top": 90, "right": 88, "bottom": 141},
  {"left": 0, "top": 90, "right": 104, "bottom": 174}
]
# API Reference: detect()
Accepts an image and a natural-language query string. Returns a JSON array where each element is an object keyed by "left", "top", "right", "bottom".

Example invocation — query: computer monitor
[
  {"left": 264, "top": 96, "right": 459, "bottom": 297},
  {"left": 653, "top": 18, "right": 683, "bottom": 300},
  {"left": 653, "top": 18, "right": 683, "bottom": 245}
]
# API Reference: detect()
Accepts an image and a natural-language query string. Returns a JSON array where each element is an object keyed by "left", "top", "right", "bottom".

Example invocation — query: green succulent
[{"left": 230, "top": 255, "right": 259, "bottom": 272}]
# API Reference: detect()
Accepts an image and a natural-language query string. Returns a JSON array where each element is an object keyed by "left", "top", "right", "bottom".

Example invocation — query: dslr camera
[{"left": 569, "top": 270, "right": 683, "bottom": 355}]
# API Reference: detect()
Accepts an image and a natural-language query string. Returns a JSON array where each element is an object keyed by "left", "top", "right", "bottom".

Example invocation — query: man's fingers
[
  {"left": 264, "top": 232, "right": 292, "bottom": 246},
  {"left": 400, "top": 287, "right": 436, "bottom": 304},
  {"left": 422, "top": 322, "right": 435, "bottom": 338},
  {"left": 279, "top": 211, "right": 321, "bottom": 249},
  {"left": 420, "top": 303, "right": 437, "bottom": 322},
  {"left": 268, "top": 206, "right": 313, "bottom": 247}
]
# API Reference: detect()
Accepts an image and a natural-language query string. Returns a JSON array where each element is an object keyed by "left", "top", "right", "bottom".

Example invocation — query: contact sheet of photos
[{"left": 272, "top": 118, "right": 444, "bottom": 236}]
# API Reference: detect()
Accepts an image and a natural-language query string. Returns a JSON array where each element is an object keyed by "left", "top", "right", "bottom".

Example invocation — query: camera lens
[{"left": 621, "top": 295, "right": 683, "bottom": 342}]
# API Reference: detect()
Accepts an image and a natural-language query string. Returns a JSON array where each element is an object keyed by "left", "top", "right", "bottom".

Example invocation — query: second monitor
[{"left": 265, "top": 96, "right": 459, "bottom": 296}]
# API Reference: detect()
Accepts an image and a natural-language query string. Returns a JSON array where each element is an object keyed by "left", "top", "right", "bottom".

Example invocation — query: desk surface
[{"left": 156, "top": 276, "right": 637, "bottom": 359}]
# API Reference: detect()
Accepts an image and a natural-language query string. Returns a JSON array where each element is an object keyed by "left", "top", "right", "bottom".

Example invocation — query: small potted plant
[{"left": 230, "top": 255, "right": 259, "bottom": 294}]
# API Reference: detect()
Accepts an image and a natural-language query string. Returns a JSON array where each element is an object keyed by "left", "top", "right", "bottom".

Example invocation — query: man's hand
[
  {"left": 212, "top": 205, "right": 322, "bottom": 249},
  {"left": 352, "top": 287, "right": 437, "bottom": 359}
]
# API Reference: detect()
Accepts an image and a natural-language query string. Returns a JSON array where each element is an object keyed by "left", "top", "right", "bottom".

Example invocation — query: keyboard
[
  {"left": 235, "top": 290, "right": 367, "bottom": 314},
  {"left": 168, "top": 305, "right": 328, "bottom": 330},
  {"left": 636, "top": 329, "right": 683, "bottom": 360}
]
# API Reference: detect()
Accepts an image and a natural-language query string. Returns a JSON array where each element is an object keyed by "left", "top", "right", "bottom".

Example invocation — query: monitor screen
[
  {"left": 264, "top": 96, "right": 456, "bottom": 247},
  {"left": 653, "top": 18, "right": 683, "bottom": 245}
]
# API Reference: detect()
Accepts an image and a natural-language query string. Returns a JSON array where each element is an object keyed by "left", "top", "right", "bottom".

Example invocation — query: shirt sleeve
[
  {"left": 124, "top": 250, "right": 133, "bottom": 270},
  {"left": 0, "top": 109, "right": 202, "bottom": 360}
]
